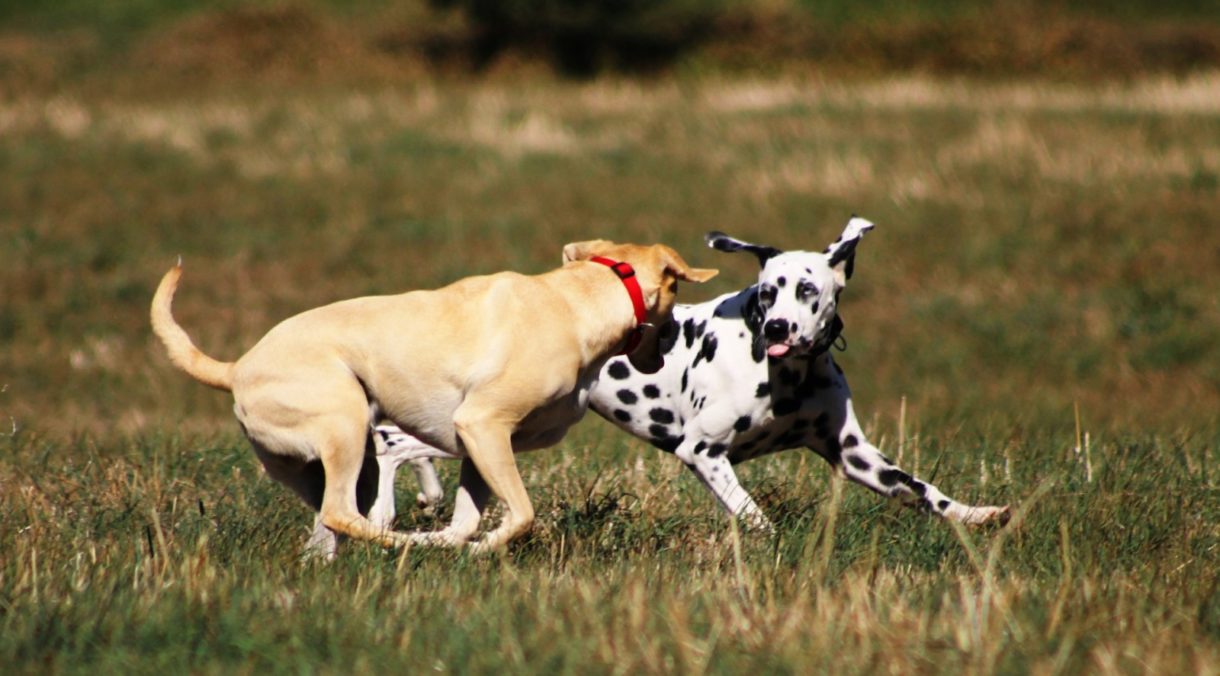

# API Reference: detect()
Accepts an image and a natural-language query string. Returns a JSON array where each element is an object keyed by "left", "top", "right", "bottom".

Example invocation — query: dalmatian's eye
[
  {"left": 796, "top": 281, "right": 818, "bottom": 300},
  {"left": 759, "top": 285, "right": 777, "bottom": 306}
]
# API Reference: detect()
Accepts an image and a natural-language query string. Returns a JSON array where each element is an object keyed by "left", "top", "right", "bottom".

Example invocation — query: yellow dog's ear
[
  {"left": 677, "top": 265, "right": 719, "bottom": 283},
  {"left": 660, "top": 246, "right": 718, "bottom": 283},
  {"left": 563, "top": 239, "right": 614, "bottom": 264}
]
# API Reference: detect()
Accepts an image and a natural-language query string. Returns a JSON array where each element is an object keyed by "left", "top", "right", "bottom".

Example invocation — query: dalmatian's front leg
[
  {"left": 833, "top": 433, "right": 1008, "bottom": 524},
  {"left": 366, "top": 451, "right": 406, "bottom": 530},
  {"left": 676, "top": 437, "right": 774, "bottom": 532}
]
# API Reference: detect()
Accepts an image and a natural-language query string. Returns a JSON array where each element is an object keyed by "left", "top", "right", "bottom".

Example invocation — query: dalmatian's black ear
[
  {"left": 825, "top": 216, "right": 875, "bottom": 284},
  {"left": 742, "top": 291, "right": 768, "bottom": 361},
  {"left": 705, "top": 231, "right": 782, "bottom": 267}
]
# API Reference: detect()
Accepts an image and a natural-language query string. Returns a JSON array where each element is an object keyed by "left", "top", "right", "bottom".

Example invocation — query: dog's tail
[{"left": 150, "top": 260, "right": 235, "bottom": 391}]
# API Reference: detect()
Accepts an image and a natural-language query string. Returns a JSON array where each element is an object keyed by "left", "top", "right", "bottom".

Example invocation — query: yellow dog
[{"left": 152, "top": 241, "right": 716, "bottom": 553}]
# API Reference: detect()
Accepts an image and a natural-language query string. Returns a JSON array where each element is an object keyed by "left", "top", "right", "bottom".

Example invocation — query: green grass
[
  {"left": 2, "top": 72, "right": 1219, "bottom": 672},
  {"left": 3, "top": 424, "right": 1218, "bottom": 672}
]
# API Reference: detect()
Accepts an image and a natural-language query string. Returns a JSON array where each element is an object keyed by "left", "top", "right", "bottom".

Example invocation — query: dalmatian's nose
[{"left": 763, "top": 319, "right": 791, "bottom": 342}]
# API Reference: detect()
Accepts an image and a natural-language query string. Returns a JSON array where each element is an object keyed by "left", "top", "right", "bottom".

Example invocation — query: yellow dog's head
[{"left": 563, "top": 240, "right": 718, "bottom": 374}]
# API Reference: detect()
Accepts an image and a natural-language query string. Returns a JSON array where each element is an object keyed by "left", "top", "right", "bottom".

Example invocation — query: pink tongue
[{"left": 767, "top": 344, "right": 791, "bottom": 357}]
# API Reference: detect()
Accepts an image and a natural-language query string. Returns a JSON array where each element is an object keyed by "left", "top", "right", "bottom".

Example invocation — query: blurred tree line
[
  {"left": 426, "top": 0, "right": 1218, "bottom": 76},
  {"left": 428, "top": 0, "right": 726, "bottom": 75},
  {"left": 0, "top": 0, "right": 1217, "bottom": 86}
]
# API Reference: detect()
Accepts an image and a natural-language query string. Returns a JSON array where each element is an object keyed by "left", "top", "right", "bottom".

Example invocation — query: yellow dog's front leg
[{"left": 452, "top": 406, "right": 535, "bottom": 554}]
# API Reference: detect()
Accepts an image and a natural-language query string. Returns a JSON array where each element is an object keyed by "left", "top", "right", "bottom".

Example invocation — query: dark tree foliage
[{"left": 430, "top": 0, "right": 727, "bottom": 76}]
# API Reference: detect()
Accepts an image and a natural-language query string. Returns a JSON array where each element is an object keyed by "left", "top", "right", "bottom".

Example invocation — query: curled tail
[{"left": 150, "top": 261, "right": 235, "bottom": 391}]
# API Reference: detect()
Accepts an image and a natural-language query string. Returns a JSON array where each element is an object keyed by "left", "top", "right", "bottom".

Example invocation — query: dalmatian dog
[
  {"left": 317, "top": 217, "right": 1007, "bottom": 553},
  {"left": 577, "top": 216, "right": 1008, "bottom": 530}
]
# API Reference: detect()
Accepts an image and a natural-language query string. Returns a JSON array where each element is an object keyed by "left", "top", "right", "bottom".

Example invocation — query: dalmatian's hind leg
[
  {"left": 408, "top": 458, "right": 444, "bottom": 511},
  {"left": 373, "top": 423, "right": 451, "bottom": 512},
  {"left": 815, "top": 433, "right": 1010, "bottom": 526}
]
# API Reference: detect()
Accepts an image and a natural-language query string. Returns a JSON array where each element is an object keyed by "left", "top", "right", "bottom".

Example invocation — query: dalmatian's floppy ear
[
  {"left": 825, "top": 216, "right": 875, "bottom": 285},
  {"left": 704, "top": 231, "right": 782, "bottom": 267}
]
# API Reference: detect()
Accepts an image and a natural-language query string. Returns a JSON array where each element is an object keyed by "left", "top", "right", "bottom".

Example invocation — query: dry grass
[
  {"left": 1, "top": 69, "right": 1218, "bottom": 671},
  {"left": 4, "top": 73, "right": 1217, "bottom": 435},
  {"left": 2, "top": 420, "right": 1217, "bottom": 672}
]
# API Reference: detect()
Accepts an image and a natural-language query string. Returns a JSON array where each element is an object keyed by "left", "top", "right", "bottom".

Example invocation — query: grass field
[{"left": 2, "top": 14, "right": 1220, "bottom": 670}]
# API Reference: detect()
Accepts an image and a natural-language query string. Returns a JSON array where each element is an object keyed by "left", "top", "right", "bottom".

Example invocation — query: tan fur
[
  {"left": 150, "top": 264, "right": 234, "bottom": 391},
  {"left": 151, "top": 241, "right": 716, "bottom": 553}
]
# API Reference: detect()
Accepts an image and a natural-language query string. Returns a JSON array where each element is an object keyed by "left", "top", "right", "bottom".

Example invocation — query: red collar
[{"left": 589, "top": 256, "right": 648, "bottom": 355}]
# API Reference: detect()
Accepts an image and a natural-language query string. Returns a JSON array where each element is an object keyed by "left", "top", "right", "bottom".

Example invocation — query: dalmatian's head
[{"left": 706, "top": 216, "right": 874, "bottom": 359}]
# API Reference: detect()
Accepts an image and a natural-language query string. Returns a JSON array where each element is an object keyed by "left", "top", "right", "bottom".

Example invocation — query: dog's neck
[
  {"left": 588, "top": 256, "right": 648, "bottom": 355},
  {"left": 553, "top": 262, "right": 653, "bottom": 364}
]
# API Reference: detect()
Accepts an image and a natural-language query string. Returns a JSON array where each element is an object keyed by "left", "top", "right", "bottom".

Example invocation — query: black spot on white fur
[
  {"left": 653, "top": 434, "right": 683, "bottom": 453},
  {"left": 693, "top": 334, "right": 718, "bottom": 368},
  {"left": 649, "top": 408, "right": 675, "bottom": 424},
  {"left": 879, "top": 468, "right": 907, "bottom": 488},
  {"left": 657, "top": 319, "right": 679, "bottom": 355}
]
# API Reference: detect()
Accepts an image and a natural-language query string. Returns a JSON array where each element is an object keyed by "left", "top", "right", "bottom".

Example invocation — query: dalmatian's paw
[
  {"left": 963, "top": 505, "right": 1011, "bottom": 527},
  {"left": 415, "top": 492, "right": 439, "bottom": 515}
]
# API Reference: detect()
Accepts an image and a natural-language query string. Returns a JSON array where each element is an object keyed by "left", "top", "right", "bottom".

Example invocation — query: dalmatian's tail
[{"left": 150, "top": 261, "right": 235, "bottom": 391}]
